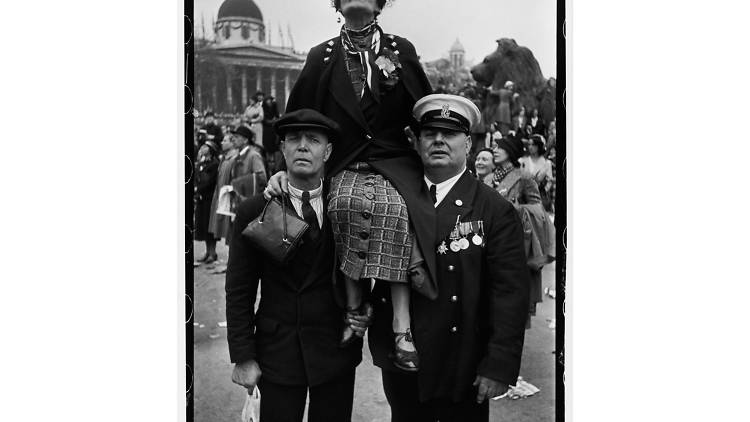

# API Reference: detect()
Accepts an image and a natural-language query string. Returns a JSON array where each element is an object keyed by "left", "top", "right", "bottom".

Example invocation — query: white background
[{"left": 1, "top": 0, "right": 749, "bottom": 420}]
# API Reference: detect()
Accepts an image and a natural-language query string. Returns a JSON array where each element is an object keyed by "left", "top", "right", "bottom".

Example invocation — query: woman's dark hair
[
  {"left": 529, "top": 134, "right": 546, "bottom": 156},
  {"left": 476, "top": 148, "right": 494, "bottom": 158},
  {"left": 332, "top": 0, "right": 390, "bottom": 13}
]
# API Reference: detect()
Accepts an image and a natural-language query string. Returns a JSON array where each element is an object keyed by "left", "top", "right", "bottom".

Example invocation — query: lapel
[
  {"left": 324, "top": 37, "right": 370, "bottom": 131},
  {"left": 321, "top": 37, "right": 368, "bottom": 129},
  {"left": 435, "top": 171, "right": 478, "bottom": 244},
  {"left": 283, "top": 193, "right": 331, "bottom": 292}
]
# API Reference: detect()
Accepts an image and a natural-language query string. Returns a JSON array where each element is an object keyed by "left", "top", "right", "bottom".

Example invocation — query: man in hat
[
  {"left": 226, "top": 109, "right": 371, "bottom": 422},
  {"left": 200, "top": 111, "right": 223, "bottom": 147},
  {"left": 367, "top": 94, "right": 530, "bottom": 422},
  {"left": 229, "top": 125, "right": 266, "bottom": 203}
]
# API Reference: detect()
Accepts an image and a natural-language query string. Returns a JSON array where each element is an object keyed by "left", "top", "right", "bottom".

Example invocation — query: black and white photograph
[
  {"left": 187, "top": 0, "right": 561, "bottom": 421},
  {"left": 8, "top": 1, "right": 750, "bottom": 422}
]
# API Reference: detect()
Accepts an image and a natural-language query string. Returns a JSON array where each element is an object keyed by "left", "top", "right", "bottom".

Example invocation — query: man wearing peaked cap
[{"left": 368, "top": 94, "right": 530, "bottom": 421}]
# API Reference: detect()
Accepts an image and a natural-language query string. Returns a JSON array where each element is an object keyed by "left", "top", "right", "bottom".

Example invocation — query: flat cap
[
  {"left": 413, "top": 94, "right": 481, "bottom": 134},
  {"left": 274, "top": 108, "right": 341, "bottom": 142}
]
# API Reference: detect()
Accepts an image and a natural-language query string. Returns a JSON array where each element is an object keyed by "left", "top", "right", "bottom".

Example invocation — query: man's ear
[
  {"left": 465, "top": 134, "right": 473, "bottom": 154},
  {"left": 324, "top": 142, "right": 333, "bottom": 162}
]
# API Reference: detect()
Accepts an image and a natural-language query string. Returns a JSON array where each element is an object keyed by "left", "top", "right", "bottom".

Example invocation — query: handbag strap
[
  {"left": 281, "top": 193, "right": 289, "bottom": 242},
  {"left": 258, "top": 193, "right": 293, "bottom": 244}
]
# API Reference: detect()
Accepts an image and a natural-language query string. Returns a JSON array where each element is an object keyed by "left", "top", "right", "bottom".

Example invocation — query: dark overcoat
[
  {"left": 285, "top": 33, "right": 438, "bottom": 283},
  {"left": 225, "top": 195, "right": 362, "bottom": 387},
  {"left": 368, "top": 172, "right": 530, "bottom": 402}
]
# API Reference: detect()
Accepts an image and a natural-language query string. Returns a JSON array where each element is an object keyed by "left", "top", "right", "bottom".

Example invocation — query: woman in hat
[
  {"left": 195, "top": 141, "right": 220, "bottom": 264},
  {"left": 269, "top": 0, "right": 434, "bottom": 371},
  {"left": 520, "top": 134, "right": 554, "bottom": 212},
  {"left": 243, "top": 92, "right": 265, "bottom": 148},
  {"left": 491, "top": 136, "right": 554, "bottom": 326}
]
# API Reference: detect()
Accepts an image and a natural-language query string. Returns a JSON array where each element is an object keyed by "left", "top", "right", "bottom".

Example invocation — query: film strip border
[
  {"left": 184, "top": 0, "right": 195, "bottom": 420},
  {"left": 556, "top": 0, "right": 567, "bottom": 420}
]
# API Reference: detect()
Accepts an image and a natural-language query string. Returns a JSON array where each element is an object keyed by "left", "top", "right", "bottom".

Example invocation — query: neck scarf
[
  {"left": 340, "top": 20, "right": 382, "bottom": 92},
  {"left": 492, "top": 161, "right": 516, "bottom": 186}
]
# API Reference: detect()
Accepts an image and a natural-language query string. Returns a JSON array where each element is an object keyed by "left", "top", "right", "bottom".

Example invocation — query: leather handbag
[{"left": 241, "top": 195, "right": 309, "bottom": 264}]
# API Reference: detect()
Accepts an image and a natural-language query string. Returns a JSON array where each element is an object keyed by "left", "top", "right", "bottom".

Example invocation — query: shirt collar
[
  {"left": 288, "top": 179, "right": 324, "bottom": 200},
  {"left": 239, "top": 146, "right": 250, "bottom": 156},
  {"left": 424, "top": 167, "right": 466, "bottom": 190}
]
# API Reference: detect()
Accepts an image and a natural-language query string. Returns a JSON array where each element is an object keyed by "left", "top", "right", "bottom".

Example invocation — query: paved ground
[{"left": 192, "top": 240, "right": 556, "bottom": 422}]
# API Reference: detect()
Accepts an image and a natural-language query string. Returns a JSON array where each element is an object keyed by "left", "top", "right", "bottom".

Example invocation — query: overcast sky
[{"left": 194, "top": 0, "right": 556, "bottom": 78}]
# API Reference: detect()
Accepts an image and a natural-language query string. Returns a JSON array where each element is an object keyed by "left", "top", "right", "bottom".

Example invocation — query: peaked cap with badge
[{"left": 412, "top": 94, "right": 482, "bottom": 134}]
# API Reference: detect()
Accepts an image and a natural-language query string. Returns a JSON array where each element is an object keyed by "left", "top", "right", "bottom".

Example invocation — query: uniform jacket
[
  {"left": 225, "top": 195, "right": 362, "bottom": 387},
  {"left": 285, "top": 33, "right": 439, "bottom": 283},
  {"left": 368, "top": 171, "right": 530, "bottom": 402}
]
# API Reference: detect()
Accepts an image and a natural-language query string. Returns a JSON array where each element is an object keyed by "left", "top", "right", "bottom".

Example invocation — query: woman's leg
[
  {"left": 344, "top": 276, "right": 363, "bottom": 310},
  {"left": 340, "top": 276, "right": 364, "bottom": 346},
  {"left": 391, "top": 284, "right": 416, "bottom": 352},
  {"left": 205, "top": 238, "right": 217, "bottom": 259}
]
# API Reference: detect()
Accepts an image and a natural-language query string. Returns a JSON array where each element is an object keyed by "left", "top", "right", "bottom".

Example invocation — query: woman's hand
[{"left": 263, "top": 171, "right": 289, "bottom": 200}]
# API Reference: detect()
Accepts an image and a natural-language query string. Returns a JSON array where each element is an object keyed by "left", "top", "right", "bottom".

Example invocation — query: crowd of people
[{"left": 192, "top": 2, "right": 556, "bottom": 421}]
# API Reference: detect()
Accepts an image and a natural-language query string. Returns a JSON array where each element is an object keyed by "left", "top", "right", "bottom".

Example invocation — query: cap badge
[{"left": 441, "top": 104, "right": 451, "bottom": 118}]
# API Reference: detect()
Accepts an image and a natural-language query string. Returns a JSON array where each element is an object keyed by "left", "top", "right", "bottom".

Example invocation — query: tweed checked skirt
[{"left": 328, "top": 163, "right": 413, "bottom": 283}]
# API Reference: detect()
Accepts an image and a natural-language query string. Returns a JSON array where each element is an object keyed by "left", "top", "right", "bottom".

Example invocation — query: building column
[
  {"left": 256, "top": 68, "right": 263, "bottom": 93},
  {"left": 270, "top": 69, "right": 277, "bottom": 98},
  {"left": 240, "top": 68, "right": 248, "bottom": 109},
  {"left": 211, "top": 75, "right": 218, "bottom": 112},
  {"left": 283, "top": 70, "right": 291, "bottom": 111},
  {"left": 225, "top": 67, "right": 234, "bottom": 112},
  {"left": 196, "top": 81, "right": 203, "bottom": 112}
]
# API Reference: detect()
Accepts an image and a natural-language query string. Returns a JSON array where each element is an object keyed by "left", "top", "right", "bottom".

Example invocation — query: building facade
[{"left": 194, "top": 0, "right": 306, "bottom": 114}]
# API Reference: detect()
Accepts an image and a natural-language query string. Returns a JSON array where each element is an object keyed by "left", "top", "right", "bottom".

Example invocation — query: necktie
[
  {"left": 429, "top": 184, "right": 437, "bottom": 204},
  {"left": 301, "top": 191, "right": 320, "bottom": 239}
]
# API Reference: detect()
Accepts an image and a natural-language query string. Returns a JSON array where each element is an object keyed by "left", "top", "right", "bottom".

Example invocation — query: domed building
[
  {"left": 449, "top": 38, "right": 465, "bottom": 69},
  {"left": 195, "top": 0, "right": 306, "bottom": 113}
]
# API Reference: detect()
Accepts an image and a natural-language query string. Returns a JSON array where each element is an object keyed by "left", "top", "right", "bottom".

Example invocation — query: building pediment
[{"left": 205, "top": 44, "right": 305, "bottom": 62}]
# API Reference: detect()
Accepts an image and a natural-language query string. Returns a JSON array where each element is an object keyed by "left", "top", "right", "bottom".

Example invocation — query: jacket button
[
  {"left": 447, "top": 265, "right": 455, "bottom": 272},
  {"left": 366, "top": 134, "right": 373, "bottom": 140},
  {"left": 451, "top": 295, "right": 458, "bottom": 302},
  {"left": 357, "top": 251, "right": 367, "bottom": 259},
  {"left": 362, "top": 211, "right": 372, "bottom": 219},
  {"left": 359, "top": 232, "right": 369, "bottom": 240},
  {"left": 450, "top": 326, "right": 457, "bottom": 333},
  {"left": 381, "top": 297, "right": 387, "bottom": 303}
]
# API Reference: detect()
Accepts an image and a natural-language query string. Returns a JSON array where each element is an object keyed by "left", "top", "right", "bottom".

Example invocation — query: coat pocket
[{"left": 254, "top": 316, "right": 279, "bottom": 335}]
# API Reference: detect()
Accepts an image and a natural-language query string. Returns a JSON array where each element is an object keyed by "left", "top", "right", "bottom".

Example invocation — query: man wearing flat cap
[
  {"left": 225, "top": 109, "right": 370, "bottom": 422},
  {"left": 368, "top": 94, "right": 530, "bottom": 422}
]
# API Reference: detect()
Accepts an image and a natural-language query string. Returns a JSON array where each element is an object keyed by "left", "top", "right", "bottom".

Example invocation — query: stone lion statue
[{"left": 470, "top": 38, "right": 556, "bottom": 130}]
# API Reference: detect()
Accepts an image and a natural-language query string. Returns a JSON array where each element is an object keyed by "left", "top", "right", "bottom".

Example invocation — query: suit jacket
[
  {"left": 368, "top": 171, "right": 530, "bottom": 402},
  {"left": 225, "top": 195, "right": 362, "bottom": 387},
  {"left": 286, "top": 33, "right": 439, "bottom": 283}
]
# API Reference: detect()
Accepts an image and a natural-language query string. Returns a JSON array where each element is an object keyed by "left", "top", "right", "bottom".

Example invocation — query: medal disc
[
  {"left": 459, "top": 238, "right": 470, "bottom": 250},
  {"left": 450, "top": 240, "right": 461, "bottom": 252},
  {"left": 472, "top": 234, "right": 483, "bottom": 246}
]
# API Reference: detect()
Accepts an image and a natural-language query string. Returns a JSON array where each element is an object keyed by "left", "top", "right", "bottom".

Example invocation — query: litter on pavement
[{"left": 506, "top": 377, "right": 541, "bottom": 400}]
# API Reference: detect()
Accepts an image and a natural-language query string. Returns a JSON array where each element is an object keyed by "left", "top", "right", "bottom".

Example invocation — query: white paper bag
[{"left": 240, "top": 386, "right": 261, "bottom": 422}]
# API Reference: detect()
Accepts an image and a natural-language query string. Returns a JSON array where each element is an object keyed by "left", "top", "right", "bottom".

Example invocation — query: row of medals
[{"left": 440, "top": 218, "right": 485, "bottom": 253}]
